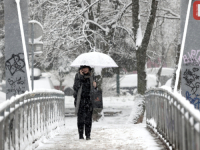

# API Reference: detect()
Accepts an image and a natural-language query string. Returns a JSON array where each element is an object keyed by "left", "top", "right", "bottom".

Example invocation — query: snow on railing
[
  {"left": 0, "top": 89, "right": 65, "bottom": 150},
  {"left": 145, "top": 88, "right": 200, "bottom": 150}
]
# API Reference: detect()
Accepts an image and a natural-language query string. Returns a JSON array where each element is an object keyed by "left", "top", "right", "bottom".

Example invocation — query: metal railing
[
  {"left": 0, "top": 90, "right": 65, "bottom": 150},
  {"left": 145, "top": 88, "right": 200, "bottom": 150}
]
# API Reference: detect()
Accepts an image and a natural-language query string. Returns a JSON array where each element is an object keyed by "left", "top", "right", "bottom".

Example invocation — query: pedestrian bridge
[{"left": 0, "top": 88, "right": 199, "bottom": 150}]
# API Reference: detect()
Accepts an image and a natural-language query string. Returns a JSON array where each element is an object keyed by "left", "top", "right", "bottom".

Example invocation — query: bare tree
[
  {"left": 131, "top": 0, "right": 158, "bottom": 123},
  {"left": 27, "top": 0, "right": 180, "bottom": 123}
]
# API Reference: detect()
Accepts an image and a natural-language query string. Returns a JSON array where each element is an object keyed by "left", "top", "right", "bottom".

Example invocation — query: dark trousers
[{"left": 77, "top": 101, "right": 93, "bottom": 137}]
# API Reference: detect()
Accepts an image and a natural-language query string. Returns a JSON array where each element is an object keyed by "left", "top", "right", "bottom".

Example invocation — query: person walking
[{"left": 73, "top": 65, "right": 97, "bottom": 140}]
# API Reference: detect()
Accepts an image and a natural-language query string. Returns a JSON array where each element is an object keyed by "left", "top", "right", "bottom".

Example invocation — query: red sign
[{"left": 193, "top": 1, "right": 200, "bottom": 20}]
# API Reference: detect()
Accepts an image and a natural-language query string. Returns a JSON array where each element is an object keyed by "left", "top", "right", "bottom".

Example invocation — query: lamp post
[
  {"left": 30, "top": 22, "right": 34, "bottom": 90},
  {"left": 29, "top": 20, "right": 43, "bottom": 90}
]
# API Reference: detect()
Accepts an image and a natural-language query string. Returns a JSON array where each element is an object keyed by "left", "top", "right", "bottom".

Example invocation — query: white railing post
[
  {"left": 27, "top": 96, "right": 31, "bottom": 149},
  {"left": 0, "top": 109, "right": 4, "bottom": 150}
]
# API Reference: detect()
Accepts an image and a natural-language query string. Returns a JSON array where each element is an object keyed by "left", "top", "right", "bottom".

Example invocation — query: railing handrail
[
  {"left": 145, "top": 87, "right": 200, "bottom": 150},
  {"left": 0, "top": 89, "right": 64, "bottom": 115},
  {"left": 146, "top": 87, "right": 200, "bottom": 122},
  {"left": 0, "top": 89, "right": 65, "bottom": 150}
]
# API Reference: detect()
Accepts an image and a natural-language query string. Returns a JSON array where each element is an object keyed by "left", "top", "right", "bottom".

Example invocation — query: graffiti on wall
[
  {"left": 182, "top": 50, "right": 200, "bottom": 109},
  {"left": 183, "top": 68, "right": 200, "bottom": 94},
  {"left": 6, "top": 77, "right": 26, "bottom": 95},
  {"left": 186, "top": 91, "right": 200, "bottom": 109},
  {"left": 5, "top": 53, "right": 26, "bottom": 95},
  {"left": 183, "top": 50, "right": 200, "bottom": 66},
  {"left": 5, "top": 53, "right": 25, "bottom": 76}
]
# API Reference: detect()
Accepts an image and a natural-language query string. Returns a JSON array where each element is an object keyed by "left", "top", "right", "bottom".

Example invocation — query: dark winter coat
[
  {"left": 73, "top": 72, "right": 93, "bottom": 114},
  {"left": 73, "top": 72, "right": 94, "bottom": 138}
]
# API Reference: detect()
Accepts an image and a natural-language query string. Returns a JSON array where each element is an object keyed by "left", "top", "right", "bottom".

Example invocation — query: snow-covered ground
[{"left": 36, "top": 96, "right": 164, "bottom": 150}]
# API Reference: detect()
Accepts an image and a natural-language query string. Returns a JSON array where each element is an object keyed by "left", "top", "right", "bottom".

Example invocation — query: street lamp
[{"left": 29, "top": 20, "right": 43, "bottom": 90}]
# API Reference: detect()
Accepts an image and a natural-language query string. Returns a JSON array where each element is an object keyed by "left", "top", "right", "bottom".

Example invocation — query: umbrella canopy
[{"left": 70, "top": 52, "right": 118, "bottom": 68}]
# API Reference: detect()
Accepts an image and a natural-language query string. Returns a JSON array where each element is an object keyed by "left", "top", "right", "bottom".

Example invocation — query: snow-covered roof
[
  {"left": 34, "top": 76, "right": 54, "bottom": 90},
  {"left": 113, "top": 74, "right": 158, "bottom": 89},
  {"left": 46, "top": 72, "right": 75, "bottom": 87}
]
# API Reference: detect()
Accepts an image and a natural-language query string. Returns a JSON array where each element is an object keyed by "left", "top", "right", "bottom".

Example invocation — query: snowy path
[{"left": 36, "top": 96, "right": 165, "bottom": 150}]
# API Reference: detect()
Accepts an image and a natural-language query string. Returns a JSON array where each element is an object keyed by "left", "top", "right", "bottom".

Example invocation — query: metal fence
[
  {"left": 145, "top": 88, "right": 200, "bottom": 150},
  {"left": 0, "top": 91, "right": 65, "bottom": 150}
]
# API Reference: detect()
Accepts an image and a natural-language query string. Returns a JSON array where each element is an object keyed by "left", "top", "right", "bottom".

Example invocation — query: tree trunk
[
  {"left": 171, "top": 44, "right": 181, "bottom": 91},
  {"left": 132, "top": 0, "right": 158, "bottom": 123},
  {"left": 132, "top": 0, "right": 140, "bottom": 44},
  {"left": 97, "top": 0, "right": 101, "bottom": 17},
  {"left": 137, "top": 0, "right": 158, "bottom": 94},
  {"left": 156, "top": 43, "right": 170, "bottom": 87},
  {"left": 156, "top": 29, "right": 165, "bottom": 87},
  {"left": 59, "top": 81, "right": 63, "bottom": 91}
]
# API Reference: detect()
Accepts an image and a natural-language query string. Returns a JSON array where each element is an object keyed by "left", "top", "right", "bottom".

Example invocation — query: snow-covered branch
[
  {"left": 159, "top": 7, "right": 180, "bottom": 19},
  {"left": 73, "top": 0, "right": 100, "bottom": 21}
]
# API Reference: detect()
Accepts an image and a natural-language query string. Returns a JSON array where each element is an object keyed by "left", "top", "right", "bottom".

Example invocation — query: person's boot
[
  {"left": 79, "top": 135, "right": 84, "bottom": 139},
  {"left": 86, "top": 136, "right": 91, "bottom": 140},
  {"left": 78, "top": 127, "right": 84, "bottom": 139}
]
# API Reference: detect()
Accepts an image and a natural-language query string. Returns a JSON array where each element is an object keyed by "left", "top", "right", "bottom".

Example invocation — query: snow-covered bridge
[
  {"left": 35, "top": 96, "right": 165, "bottom": 150},
  {"left": 1, "top": 88, "right": 200, "bottom": 150}
]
